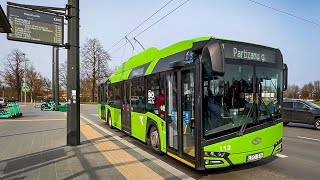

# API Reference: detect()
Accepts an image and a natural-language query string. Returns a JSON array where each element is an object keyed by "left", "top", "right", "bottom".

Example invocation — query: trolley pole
[
  {"left": 67, "top": 0, "right": 80, "bottom": 146},
  {"left": 52, "top": 47, "right": 55, "bottom": 104},
  {"left": 23, "top": 53, "right": 26, "bottom": 106},
  {"left": 54, "top": 47, "right": 59, "bottom": 111}
]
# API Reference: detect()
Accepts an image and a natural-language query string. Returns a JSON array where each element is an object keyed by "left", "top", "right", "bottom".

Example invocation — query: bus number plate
[{"left": 246, "top": 152, "right": 264, "bottom": 162}]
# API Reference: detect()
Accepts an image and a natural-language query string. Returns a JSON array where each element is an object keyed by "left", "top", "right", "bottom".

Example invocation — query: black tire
[
  {"left": 283, "top": 122, "right": 289, "bottom": 126},
  {"left": 314, "top": 118, "right": 320, "bottom": 130},
  {"left": 147, "top": 126, "right": 161, "bottom": 154},
  {"left": 107, "top": 111, "right": 113, "bottom": 129}
]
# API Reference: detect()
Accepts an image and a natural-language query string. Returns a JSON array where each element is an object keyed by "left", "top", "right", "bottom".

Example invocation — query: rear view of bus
[{"left": 200, "top": 38, "right": 287, "bottom": 169}]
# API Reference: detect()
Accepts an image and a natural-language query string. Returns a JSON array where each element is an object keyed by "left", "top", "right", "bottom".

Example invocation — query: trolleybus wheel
[
  {"left": 107, "top": 111, "right": 113, "bottom": 129},
  {"left": 148, "top": 126, "right": 161, "bottom": 154}
]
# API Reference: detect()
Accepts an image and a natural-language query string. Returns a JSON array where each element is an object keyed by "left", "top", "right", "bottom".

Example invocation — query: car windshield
[{"left": 303, "top": 101, "right": 320, "bottom": 109}]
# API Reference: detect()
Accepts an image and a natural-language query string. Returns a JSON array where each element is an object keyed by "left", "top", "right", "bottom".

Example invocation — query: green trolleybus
[{"left": 97, "top": 36, "right": 288, "bottom": 170}]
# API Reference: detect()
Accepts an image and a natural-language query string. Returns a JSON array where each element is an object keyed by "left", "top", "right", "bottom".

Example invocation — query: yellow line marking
[
  {"left": 167, "top": 152, "right": 195, "bottom": 168},
  {"left": 0, "top": 119, "right": 66, "bottom": 123},
  {"left": 80, "top": 120, "right": 164, "bottom": 179}
]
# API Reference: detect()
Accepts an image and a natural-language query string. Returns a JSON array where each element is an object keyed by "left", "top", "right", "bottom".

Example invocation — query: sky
[{"left": 0, "top": 0, "right": 319, "bottom": 86}]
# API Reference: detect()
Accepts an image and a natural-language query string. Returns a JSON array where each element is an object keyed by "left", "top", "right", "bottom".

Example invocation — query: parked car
[
  {"left": 282, "top": 99, "right": 320, "bottom": 130},
  {"left": 0, "top": 97, "right": 6, "bottom": 108}
]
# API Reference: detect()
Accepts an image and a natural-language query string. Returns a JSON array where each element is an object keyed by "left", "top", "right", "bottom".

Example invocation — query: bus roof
[
  {"left": 109, "top": 36, "right": 279, "bottom": 83},
  {"left": 216, "top": 37, "right": 278, "bottom": 50},
  {"left": 109, "top": 36, "right": 211, "bottom": 83}
]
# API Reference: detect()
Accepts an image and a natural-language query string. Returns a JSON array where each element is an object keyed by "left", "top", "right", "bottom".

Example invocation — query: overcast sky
[{"left": 0, "top": 0, "right": 319, "bottom": 86}]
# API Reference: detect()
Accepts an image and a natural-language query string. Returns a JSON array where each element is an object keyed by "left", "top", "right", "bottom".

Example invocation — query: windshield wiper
[{"left": 238, "top": 103, "right": 255, "bottom": 136}]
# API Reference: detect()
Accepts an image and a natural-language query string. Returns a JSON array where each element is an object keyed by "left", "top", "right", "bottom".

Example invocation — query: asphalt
[
  {"left": 0, "top": 104, "right": 319, "bottom": 179},
  {"left": 80, "top": 104, "right": 320, "bottom": 179}
]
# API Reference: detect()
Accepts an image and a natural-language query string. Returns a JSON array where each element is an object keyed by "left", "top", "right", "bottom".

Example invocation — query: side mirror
[
  {"left": 201, "top": 39, "right": 225, "bottom": 76},
  {"left": 283, "top": 64, "right": 288, "bottom": 91},
  {"left": 304, "top": 106, "right": 310, "bottom": 111}
]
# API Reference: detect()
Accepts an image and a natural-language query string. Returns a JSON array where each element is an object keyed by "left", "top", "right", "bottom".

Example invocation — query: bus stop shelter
[{"left": 0, "top": 5, "right": 11, "bottom": 33}]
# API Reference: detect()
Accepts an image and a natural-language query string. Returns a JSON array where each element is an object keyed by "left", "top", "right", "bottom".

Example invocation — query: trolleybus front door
[{"left": 166, "top": 68, "right": 196, "bottom": 163}]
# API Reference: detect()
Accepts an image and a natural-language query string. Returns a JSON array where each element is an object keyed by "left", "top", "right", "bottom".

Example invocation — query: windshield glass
[
  {"left": 303, "top": 101, "right": 320, "bottom": 109},
  {"left": 256, "top": 66, "right": 282, "bottom": 121},
  {"left": 203, "top": 63, "right": 255, "bottom": 138},
  {"left": 203, "top": 62, "right": 282, "bottom": 139}
]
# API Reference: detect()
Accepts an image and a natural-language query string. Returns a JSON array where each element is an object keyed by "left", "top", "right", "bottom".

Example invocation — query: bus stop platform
[{"left": 0, "top": 105, "right": 193, "bottom": 180}]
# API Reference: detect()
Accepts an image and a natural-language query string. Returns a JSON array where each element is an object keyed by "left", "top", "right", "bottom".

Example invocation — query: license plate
[{"left": 246, "top": 152, "right": 264, "bottom": 162}]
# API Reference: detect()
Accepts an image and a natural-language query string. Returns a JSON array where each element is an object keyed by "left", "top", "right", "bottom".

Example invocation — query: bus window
[
  {"left": 107, "top": 85, "right": 114, "bottom": 104},
  {"left": 113, "top": 83, "right": 122, "bottom": 109},
  {"left": 146, "top": 74, "right": 165, "bottom": 117},
  {"left": 131, "top": 77, "right": 145, "bottom": 113}
]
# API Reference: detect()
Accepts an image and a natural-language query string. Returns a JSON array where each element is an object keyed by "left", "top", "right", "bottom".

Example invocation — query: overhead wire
[
  {"left": 248, "top": 0, "right": 320, "bottom": 27},
  {"left": 110, "top": 0, "right": 191, "bottom": 56},
  {"left": 107, "top": 0, "right": 175, "bottom": 52}
]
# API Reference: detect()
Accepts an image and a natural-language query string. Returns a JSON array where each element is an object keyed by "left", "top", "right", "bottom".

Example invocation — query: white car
[{"left": 0, "top": 97, "right": 6, "bottom": 108}]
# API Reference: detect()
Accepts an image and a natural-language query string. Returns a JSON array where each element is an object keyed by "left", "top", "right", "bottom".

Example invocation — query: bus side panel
[
  {"left": 111, "top": 107, "right": 122, "bottom": 130},
  {"left": 131, "top": 112, "right": 147, "bottom": 142},
  {"left": 98, "top": 104, "right": 102, "bottom": 119},
  {"left": 145, "top": 112, "right": 166, "bottom": 153},
  {"left": 104, "top": 105, "right": 111, "bottom": 123}
]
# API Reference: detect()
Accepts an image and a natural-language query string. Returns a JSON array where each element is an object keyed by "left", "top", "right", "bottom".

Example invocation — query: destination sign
[
  {"left": 7, "top": 6, "right": 64, "bottom": 46},
  {"left": 222, "top": 42, "right": 276, "bottom": 63}
]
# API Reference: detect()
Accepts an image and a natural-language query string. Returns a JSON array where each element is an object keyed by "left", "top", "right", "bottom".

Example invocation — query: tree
[
  {"left": 313, "top": 80, "right": 320, "bottom": 99},
  {"left": 301, "top": 82, "right": 314, "bottom": 99},
  {"left": 59, "top": 60, "right": 67, "bottom": 100},
  {"left": 284, "top": 84, "right": 300, "bottom": 98},
  {"left": 1, "top": 49, "right": 28, "bottom": 101},
  {"left": 42, "top": 77, "right": 52, "bottom": 100},
  {"left": 81, "top": 38, "right": 111, "bottom": 102},
  {"left": 26, "top": 64, "right": 42, "bottom": 101}
]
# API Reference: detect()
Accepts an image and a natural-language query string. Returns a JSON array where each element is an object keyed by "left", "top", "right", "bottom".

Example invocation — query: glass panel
[
  {"left": 146, "top": 74, "right": 165, "bottom": 118},
  {"left": 107, "top": 85, "right": 113, "bottom": 102},
  {"left": 131, "top": 77, "right": 145, "bottom": 113},
  {"left": 182, "top": 70, "right": 195, "bottom": 157},
  {"left": 203, "top": 63, "right": 254, "bottom": 138},
  {"left": 113, "top": 83, "right": 122, "bottom": 109},
  {"left": 167, "top": 73, "right": 178, "bottom": 150},
  {"left": 294, "top": 102, "right": 307, "bottom": 109},
  {"left": 303, "top": 101, "right": 320, "bottom": 109},
  {"left": 256, "top": 67, "right": 282, "bottom": 121},
  {"left": 283, "top": 102, "right": 293, "bottom": 108}
]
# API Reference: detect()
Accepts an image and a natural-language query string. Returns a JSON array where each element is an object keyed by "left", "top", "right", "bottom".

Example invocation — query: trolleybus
[{"left": 97, "top": 36, "right": 288, "bottom": 170}]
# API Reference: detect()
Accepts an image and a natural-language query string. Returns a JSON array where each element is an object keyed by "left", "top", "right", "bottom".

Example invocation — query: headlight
[
  {"left": 205, "top": 160, "right": 223, "bottom": 165},
  {"left": 204, "top": 152, "right": 229, "bottom": 158}
]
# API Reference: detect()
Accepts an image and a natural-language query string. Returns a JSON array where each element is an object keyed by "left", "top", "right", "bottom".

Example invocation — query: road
[{"left": 80, "top": 104, "right": 320, "bottom": 179}]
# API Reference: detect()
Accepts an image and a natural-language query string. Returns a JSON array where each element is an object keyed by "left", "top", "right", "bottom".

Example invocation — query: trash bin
[{"left": 58, "top": 104, "right": 67, "bottom": 112}]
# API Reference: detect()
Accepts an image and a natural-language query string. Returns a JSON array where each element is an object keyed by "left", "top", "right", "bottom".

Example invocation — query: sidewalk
[{"left": 0, "top": 105, "right": 193, "bottom": 180}]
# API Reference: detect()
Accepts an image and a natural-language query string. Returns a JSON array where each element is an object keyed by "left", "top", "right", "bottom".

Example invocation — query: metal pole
[
  {"left": 54, "top": 47, "right": 59, "bottom": 111},
  {"left": 24, "top": 54, "right": 26, "bottom": 106},
  {"left": 52, "top": 46, "right": 55, "bottom": 103},
  {"left": 67, "top": 0, "right": 80, "bottom": 146}
]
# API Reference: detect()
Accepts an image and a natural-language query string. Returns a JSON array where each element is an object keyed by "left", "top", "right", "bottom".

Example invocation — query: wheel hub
[
  {"left": 151, "top": 130, "right": 159, "bottom": 147},
  {"left": 316, "top": 119, "right": 320, "bottom": 129}
]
